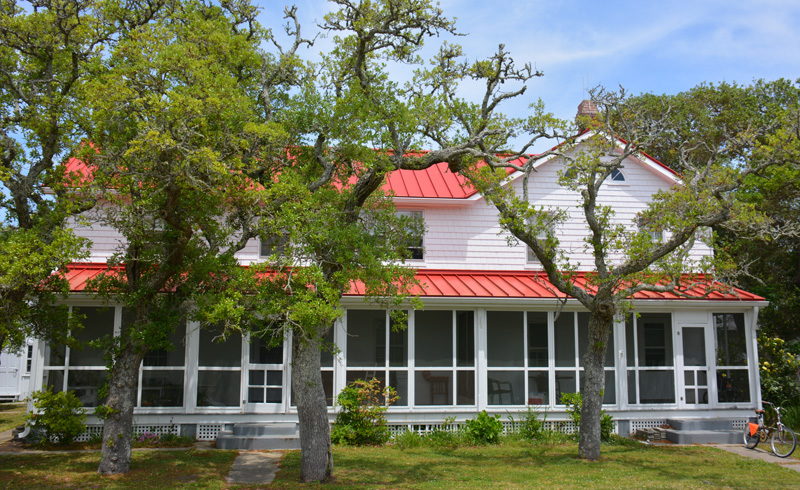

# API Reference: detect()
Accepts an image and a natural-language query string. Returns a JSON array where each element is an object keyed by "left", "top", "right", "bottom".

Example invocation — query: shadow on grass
[{"left": 0, "top": 449, "right": 237, "bottom": 489}]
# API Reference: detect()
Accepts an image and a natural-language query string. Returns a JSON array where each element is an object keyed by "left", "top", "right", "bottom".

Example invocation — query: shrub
[
  {"left": 560, "top": 392, "right": 614, "bottom": 442},
  {"left": 759, "top": 335, "right": 800, "bottom": 407},
  {"left": 393, "top": 430, "right": 424, "bottom": 449},
  {"left": 518, "top": 407, "right": 544, "bottom": 441},
  {"left": 782, "top": 405, "right": 800, "bottom": 430},
  {"left": 464, "top": 410, "right": 503, "bottom": 444},
  {"left": 331, "top": 378, "right": 398, "bottom": 446},
  {"left": 26, "top": 389, "right": 87, "bottom": 445}
]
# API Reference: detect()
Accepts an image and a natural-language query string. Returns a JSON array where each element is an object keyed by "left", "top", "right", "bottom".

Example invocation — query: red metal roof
[{"left": 61, "top": 263, "right": 764, "bottom": 301}]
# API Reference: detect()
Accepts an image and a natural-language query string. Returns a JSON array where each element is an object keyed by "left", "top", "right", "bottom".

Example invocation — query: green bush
[
  {"left": 561, "top": 392, "right": 614, "bottom": 442},
  {"left": 782, "top": 405, "right": 800, "bottom": 430},
  {"left": 464, "top": 410, "right": 503, "bottom": 444},
  {"left": 759, "top": 335, "right": 800, "bottom": 407},
  {"left": 393, "top": 430, "right": 424, "bottom": 449},
  {"left": 516, "top": 407, "right": 544, "bottom": 441},
  {"left": 26, "top": 389, "right": 87, "bottom": 445},
  {"left": 331, "top": 378, "right": 397, "bottom": 446}
]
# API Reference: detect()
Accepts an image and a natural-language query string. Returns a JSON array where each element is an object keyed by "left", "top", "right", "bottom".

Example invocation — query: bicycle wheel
[
  {"left": 770, "top": 427, "right": 797, "bottom": 458},
  {"left": 743, "top": 425, "right": 760, "bottom": 449}
]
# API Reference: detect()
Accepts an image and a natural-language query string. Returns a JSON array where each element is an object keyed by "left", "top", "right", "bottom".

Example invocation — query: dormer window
[
  {"left": 396, "top": 210, "right": 424, "bottom": 260},
  {"left": 609, "top": 169, "right": 625, "bottom": 182},
  {"left": 259, "top": 236, "right": 286, "bottom": 258},
  {"left": 526, "top": 218, "right": 554, "bottom": 264}
]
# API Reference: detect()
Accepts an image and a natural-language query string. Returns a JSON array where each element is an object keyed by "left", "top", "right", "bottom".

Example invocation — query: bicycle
[{"left": 743, "top": 401, "right": 797, "bottom": 458}]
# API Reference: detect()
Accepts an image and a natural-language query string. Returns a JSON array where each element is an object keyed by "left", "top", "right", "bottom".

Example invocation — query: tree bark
[
  {"left": 292, "top": 331, "right": 333, "bottom": 482},
  {"left": 578, "top": 303, "right": 614, "bottom": 461},
  {"left": 98, "top": 345, "right": 144, "bottom": 475}
]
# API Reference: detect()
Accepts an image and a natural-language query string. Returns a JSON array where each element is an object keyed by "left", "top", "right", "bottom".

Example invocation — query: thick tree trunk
[
  {"left": 98, "top": 346, "right": 144, "bottom": 474},
  {"left": 578, "top": 303, "right": 614, "bottom": 461},
  {"left": 292, "top": 331, "right": 333, "bottom": 482}
]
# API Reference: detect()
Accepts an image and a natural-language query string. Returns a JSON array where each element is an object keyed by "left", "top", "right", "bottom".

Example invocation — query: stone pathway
[
  {"left": 226, "top": 450, "right": 283, "bottom": 485},
  {"left": 712, "top": 444, "right": 800, "bottom": 472}
]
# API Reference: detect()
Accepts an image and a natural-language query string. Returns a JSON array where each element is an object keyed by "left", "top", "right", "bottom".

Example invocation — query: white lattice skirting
[{"left": 75, "top": 424, "right": 180, "bottom": 442}]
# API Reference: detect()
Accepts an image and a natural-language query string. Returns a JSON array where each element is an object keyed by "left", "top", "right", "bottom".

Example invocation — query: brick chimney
[{"left": 576, "top": 99, "right": 600, "bottom": 129}]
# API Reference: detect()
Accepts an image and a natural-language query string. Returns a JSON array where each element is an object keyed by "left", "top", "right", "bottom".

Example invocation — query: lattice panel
[
  {"left": 197, "top": 424, "right": 224, "bottom": 440},
  {"left": 730, "top": 419, "right": 747, "bottom": 430},
  {"left": 75, "top": 425, "right": 103, "bottom": 442},
  {"left": 133, "top": 424, "right": 180, "bottom": 437},
  {"left": 630, "top": 419, "right": 668, "bottom": 432}
]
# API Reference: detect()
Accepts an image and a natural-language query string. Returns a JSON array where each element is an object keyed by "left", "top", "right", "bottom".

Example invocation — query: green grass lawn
[
  {"left": 0, "top": 449, "right": 237, "bottom": 489},
  {"left": 0, "top": 402, "right": 26, "bottom": 433},
  {"left": 1, "top": 441, "right": 799, "bottom": 489},
  {"left": 270, "top": 441, "right": 800, "bottom": 489}
]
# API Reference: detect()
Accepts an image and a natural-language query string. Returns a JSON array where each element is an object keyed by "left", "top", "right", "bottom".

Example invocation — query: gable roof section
[{"left": 61, "top": 263, "right": 764, "bottom": 301}]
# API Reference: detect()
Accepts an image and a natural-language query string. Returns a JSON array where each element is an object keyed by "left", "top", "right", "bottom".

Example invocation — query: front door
[
  {"left": 679, "top": 326, "right": 710, "bottom": 407},
  {"left": 243, "top": 336, "right": 288, "bottom": 413}
]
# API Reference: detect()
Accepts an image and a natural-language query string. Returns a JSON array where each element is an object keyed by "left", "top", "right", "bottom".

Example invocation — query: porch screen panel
[
  {"left": 487, "top": 311, "right": 523, "bottom": 367},
  {"left": 415, "top": 311, "right": 452, "bottom": 367},
  {"left": 626, "top": 313, "right": 676, "bottom": 405},
  {"left": 347, "top": 310, "right": 386, "bottom": 367},
  {"left": 346, "top": 310, "right": 409, "bottom": 406},
  {"left": 714, "top": 313, "right": 750, "bottom": 403},
  {"left": 68, "top": 306, "right": 115, "bottom": 406},
  {"left": 414, "top": 310, "right": 475, "bottom": 406},
  {"left": 197, "top": 325, "right": 241, "bottom": 407},
  {"left": 71, "top": 306, "right": 114, "bottom": 366}
]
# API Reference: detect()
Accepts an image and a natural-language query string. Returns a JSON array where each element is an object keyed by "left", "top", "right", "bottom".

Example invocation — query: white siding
[
  {"left": 70, "top": 148, "right": 712, "bottom": 271},
  {"left": 407, "top": 153, "right": 712, "bottom": 271}
]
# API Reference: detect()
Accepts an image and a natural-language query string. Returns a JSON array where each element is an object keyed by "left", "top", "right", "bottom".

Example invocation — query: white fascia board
[
  {"left": 340, "top": 295, "right": 767, "bottom": 310},
  {"left": 392, "top": 197, "right": 470, "bottom": 207}
]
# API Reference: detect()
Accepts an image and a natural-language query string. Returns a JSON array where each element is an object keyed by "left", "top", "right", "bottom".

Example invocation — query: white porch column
[
  {"left": 185, "top": 320, "right": 199, "bottom": 414},
  {"left": 476, "top": 308, "right": 487, "bottom": 411}
]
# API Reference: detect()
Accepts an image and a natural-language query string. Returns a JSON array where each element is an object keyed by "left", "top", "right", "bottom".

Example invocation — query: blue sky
[{"left": 257, "top": 0, "right": 800, "bottom": 140}]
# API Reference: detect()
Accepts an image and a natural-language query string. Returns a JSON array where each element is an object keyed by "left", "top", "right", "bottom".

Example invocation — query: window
[
  {"left": 259, "top": 235, "right": 286, "bottom": 258},
  {"left": 345, "top": 309, "right": 474, "bottom": 407},
  {"left": 248, "top": 336, "right": 285, "bottom": 404},
  {"left": 485, "top": 311, "right": 616, "bottom": 407},
  {"left": 526, "top": 218, "right": 554, "bottom": 264},
  {"left": 609, "top": 169, "right": 625, "bottom": 182},
  {"left": 126, "top": 309, "right": 186, "bottom": 407},
  {"left": 414, "top": 310, "right": 475, "bottom": 406},
  {"left": 626, "top": 313, "right": 675, "bottom": 404},
  {"left": 25, "top": 343, "right": 33, "bottom": 374},
  {"left": 715, "top": 313, "right": 750, "bottom": 403},
  {"left": 346, "top": 310, "right": 409, "bottom": 405},
  {"left": 395, "top": 210, "right": 424, "bottom": 260},
  {"left": 43, "top": 306, "right": 114, "bottom": 407},
  {"left": 197, "top": 324, "right": 242, "bottom": 407}
]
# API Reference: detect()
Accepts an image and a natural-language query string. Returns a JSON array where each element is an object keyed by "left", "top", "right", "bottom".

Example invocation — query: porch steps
[
  {"left": 215, "top": 423, "right": 300, "bottom": 450},
  {"left": 664, "top": 418, "right": 741, "bottom": 444}
]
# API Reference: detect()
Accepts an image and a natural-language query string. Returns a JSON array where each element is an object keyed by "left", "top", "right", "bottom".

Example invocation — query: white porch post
[
  {"left": 750, "top": 307, "right": 762, "bottom": 407},
  {"left": 476, "top": 308, "right": 487, "bottom": 411},
  {"left": 614, "top": 315, "right": 627, "bottom": 409},
  {"left": 333, "top": 314, "right": 347, "bottom": 402},
  {"left": 185, "top": 320, "right": 199, "bottom": 414}
]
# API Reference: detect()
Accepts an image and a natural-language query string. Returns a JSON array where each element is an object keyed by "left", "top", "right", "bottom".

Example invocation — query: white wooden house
[
  {"left": 0, "top": 341, "right": 35, "bottom": 402},
  {"left": 28, "top": 131, "right": 767, "bottom": 440}
]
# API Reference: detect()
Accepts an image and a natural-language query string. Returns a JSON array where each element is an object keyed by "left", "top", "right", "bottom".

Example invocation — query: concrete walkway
[
  {"left": 713, "top": 444, "right": 800, "bottom": 472},
  {"left": 226, "top": 450, "right": 283, "bottom": 485}
]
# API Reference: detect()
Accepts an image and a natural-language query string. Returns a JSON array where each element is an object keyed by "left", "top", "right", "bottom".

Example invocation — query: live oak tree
[
  {"left": 0, "top": 0, "right": 171, "bottom": 354},
  {"left": 620, "top": 79, "right": 800, "bottom": 404},
  {"left": 455, "top": 87, "right": 800, "bottom": 460},
  {"left": 82, "top": 0, "right": 284, "bottom": 474},
  {"left": 209, "top": 0, "right": 544, "bottom": 482}
]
